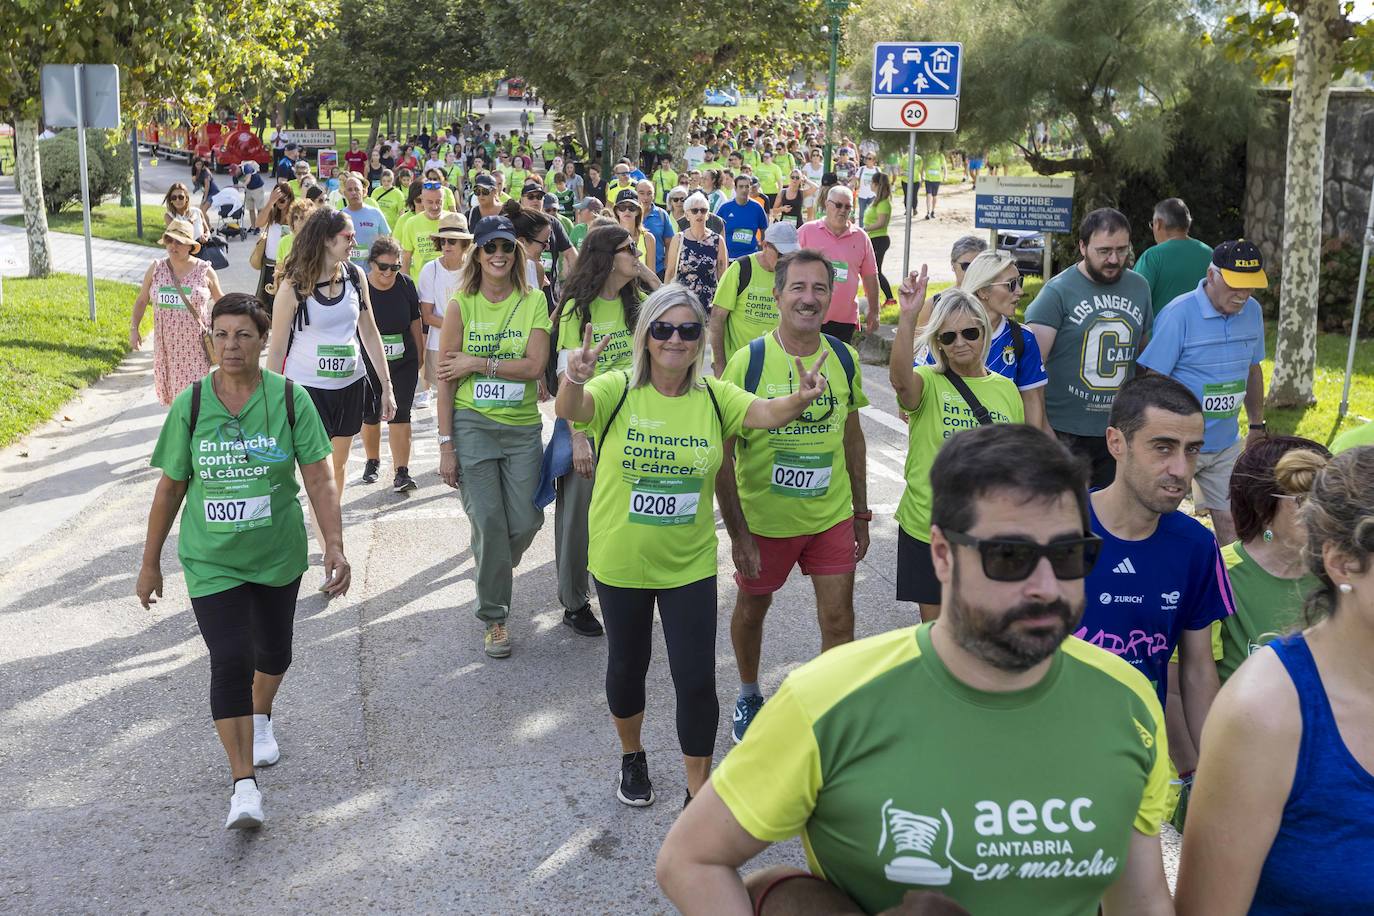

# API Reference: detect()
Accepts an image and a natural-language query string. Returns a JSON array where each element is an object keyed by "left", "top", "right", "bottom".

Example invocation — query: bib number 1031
[{"left": 628, "top": 476, "right": 702, "bottom": 526}]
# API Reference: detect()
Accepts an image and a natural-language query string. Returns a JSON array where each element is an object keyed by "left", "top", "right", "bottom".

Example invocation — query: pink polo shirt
[{"left": 796, "top": 218, "right": 878, "bottom": 325}]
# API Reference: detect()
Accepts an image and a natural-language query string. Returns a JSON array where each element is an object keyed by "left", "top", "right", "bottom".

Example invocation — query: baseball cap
[
  {"left": 474, "top": 174, "right": 496, "bottom": 189},
  {"left": 763, "top": 221, "right": 800, "bottom": 254},
  {"left": 472, "top": 215, "right": 517, "bottom": 248},
  {"left": 1212, "top": 240, "right": 1268, "bottom": 289},
  {"left": 614, "top": 188, "right": 642, "bottom": 209},
  {"left": 284, "top": 142, "right": 298, "bottom": 152},
  {"left": 574, "top": 197, "right": 600, "bottom": 212},
  {"left": 521, "top": 181, "right": 544, "bottom": 198},
  {"left": 542, "top": 193, "right": 560, "bottom": 211}
]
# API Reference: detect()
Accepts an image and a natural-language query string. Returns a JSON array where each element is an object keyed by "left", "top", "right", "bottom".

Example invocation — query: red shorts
[{"left": 735, "top": 518, "right": 857, "bottom": 595}]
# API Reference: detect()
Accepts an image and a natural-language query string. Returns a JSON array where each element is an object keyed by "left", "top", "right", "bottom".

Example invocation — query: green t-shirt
[
  {"left": 722, "top": 333, "right": 869, "bottom": 537},
  {"left": 863, "top": 197, "right": 892, "bottom": 239},
  {"left": 1130, "top": 237, "right": 1213, "bottom": 311},
  {"left": 713, "top": 254, "right": 779, "bottom": 361},
  {"left": 569, "top": 222, "right": 590, "bottom": 249},
  {"left": 369, "top": 186, "right": 406, "bottom": 229},
  {"left": 585, "top": 372, "right": 755, "bottom": 589},
  {"left": 1024, "top": 265, "right": 1154, "bottom": 437},
  {"left": 399, "top": 212, "right": 448, "bottom": 281},
  {"left": 652, "top": 168, "right": 679, "bottom": 204},
  {"left": 895, "top": 366, "right": 1025, "bottom": 541},
  {"left": 275, "top": 233, "right": 295, "bottom": 265},
  {"left": 1216, "top": 541, "right": 1317, "bottom": 684},
  {"left": 541, "top": 141, "right": 559, "bottom": 162},
  {"left": 556, "top": 295, "right": 635, "bottom": 376},
  {"left": 150, "top": 371, "right": 333, "bottom": 598},
  {"left": 712, "top": 623, "right": 1171, "bottom": 916},
  {"left": 754, "top": 161, "right": 784, "bottom": 196},
  {"left": 1331, "top": 420, "right": 1374, "bottom": 454},
  {"left": 452, "top": 287, "right": 552, "bottom": 426},
  {"left": 923, "top": 153, "right": 946, "bottom": 182}
]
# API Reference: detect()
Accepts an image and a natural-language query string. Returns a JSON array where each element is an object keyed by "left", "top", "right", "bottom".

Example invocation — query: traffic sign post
[{"left": 869, "top": 41, "right": 963, "bottom": 280}]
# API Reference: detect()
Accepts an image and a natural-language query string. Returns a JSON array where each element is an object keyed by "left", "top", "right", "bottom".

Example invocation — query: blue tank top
[{"left": 1250, "top": 634, "right": 1374, "bottom": 913}]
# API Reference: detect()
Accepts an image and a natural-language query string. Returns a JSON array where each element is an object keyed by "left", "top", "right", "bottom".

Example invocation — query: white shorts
[{"left": 1192, "top": 439, "right": 1243, "bottom": 511}]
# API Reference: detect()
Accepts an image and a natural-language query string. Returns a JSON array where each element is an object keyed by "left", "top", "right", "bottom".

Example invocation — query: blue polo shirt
[
  {"left": 1138, "top": 280, "right": 1265, "bottom": 453},
  {"left": 641, "top": 204, "right": 675, "bottom": 274}
]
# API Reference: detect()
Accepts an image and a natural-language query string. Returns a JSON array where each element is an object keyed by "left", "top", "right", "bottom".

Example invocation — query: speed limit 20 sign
[{"left": 869, "top": 97, "right": 959, "bottom": 132}]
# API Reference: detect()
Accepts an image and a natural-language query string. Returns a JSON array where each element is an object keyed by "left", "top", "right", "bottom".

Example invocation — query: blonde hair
[
  {"left": 1294, "top": 446, "right": 1374, "bottom": 623},
  {"left": 960, "top": 251, "right": 1017, "bottom": 299},
  {"left": 629, "top": 283, "right": 707, "bottom": 390},
  {"left": 916, "top": 289, "right": 992, "bottom": 372}
]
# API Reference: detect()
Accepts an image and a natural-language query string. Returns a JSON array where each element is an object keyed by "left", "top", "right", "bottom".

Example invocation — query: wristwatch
[
  {"left": 1249, "top": 422, "right": 1267, "bottom": 431},
  {"left": 853, "top": 509, "right": 873, "bottom": 521},
  {"left": 437, "top": 434, "right": 452, "bottom": 446}
]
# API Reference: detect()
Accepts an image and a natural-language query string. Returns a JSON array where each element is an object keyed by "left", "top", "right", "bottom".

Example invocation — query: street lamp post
[{"left": 822, "top": 0, "right": 848, "bottom": 175}]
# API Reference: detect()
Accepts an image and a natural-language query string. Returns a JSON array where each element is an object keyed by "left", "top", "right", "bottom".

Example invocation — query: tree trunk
[
  {"left": 627, "top": 101, "right": 644, "bottom": 165},
  {"left": 367, "top": 114, "right": 381, "bottom": 150},
  {"left": 668, "top": 94, "right": 695, "bottom": 163},
  {"left": 1269, "top": 0, "right": 1340, "bottom": 407},
  {"left": 15, "top": 119, "right": 51, "bottom": 279}
]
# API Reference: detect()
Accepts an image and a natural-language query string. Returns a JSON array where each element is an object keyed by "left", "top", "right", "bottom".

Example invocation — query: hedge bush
[{"left": 37, "top": 129, "right": 131, "bottom": 215}]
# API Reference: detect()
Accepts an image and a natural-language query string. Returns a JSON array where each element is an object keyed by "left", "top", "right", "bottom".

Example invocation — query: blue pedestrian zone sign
[{"left": 872, "top": 43, "right": 963, "bottom": 98}]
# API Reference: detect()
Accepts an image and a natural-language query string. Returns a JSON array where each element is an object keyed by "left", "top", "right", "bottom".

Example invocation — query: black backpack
[
  {"left": 595, "top": 371, "right": 723, "bottom": 462},
  {"left": 188, "top": 376, "right": 297, "bottom": 434}
]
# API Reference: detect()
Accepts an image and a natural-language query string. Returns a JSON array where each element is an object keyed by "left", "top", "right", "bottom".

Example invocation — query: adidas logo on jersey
[{"left": 1112, "top": 558, "right": 1137, "bottom": 574}]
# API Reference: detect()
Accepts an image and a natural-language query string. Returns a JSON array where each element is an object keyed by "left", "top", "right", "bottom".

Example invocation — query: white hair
[{"left": 684, "top": 192, "right": 709, "bottom": 211}]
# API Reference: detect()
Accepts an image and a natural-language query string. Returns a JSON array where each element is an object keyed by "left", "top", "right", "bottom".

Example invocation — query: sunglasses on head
[
  {"left": 373, "top": 261, "right": 402, "bottom": 272},
  {"left": 648, "top": 320, "right": 703, "bottom": 342},
  {"left": 938, "top": 327, "right": 982, "bottom": 346},
  {"left": 943, "top": 530, "right": 1103, "bottom": 582},
  {"left": 482, "top": 240, "right": 515, "bottom": 255}
]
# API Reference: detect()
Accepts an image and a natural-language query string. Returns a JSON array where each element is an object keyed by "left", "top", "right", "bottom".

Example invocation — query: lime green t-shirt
[
  {"left": 585, "top": 372, "right": 755, "bottom": 589},
  {"left": 150, "top": 370, "right": 333, "bottom": 598},
  {"left": 652, "top": 169, "right": 679, "bottom": 205},
  {"left": 369, "top": 186, "right": 405, "bottom": 229},
  {"left": 712, "top": 254, "right": 779, "bottom": 361},
  {"left": 1330, "top": 420, "right": 1374, "bottom": 454},
  {"left": 1216, "top": 541, "right": 1317, "bottom": 683},
  {"left": 923, "top": 153, "right": 947, "bottom": 182},
  {"left": 722, "top": 333, "right": 869, "bottom": 537},
  {"left": 399, "top": 212, "right": 447, "bottom": 282},
  {"left": 452, "top": 287, "right": 552, "bottom": 426},
  {"left": 556, "top": 295, "right": 635, "bottom": 376},
  {"left": 712, "top": 623, "right": 1171, "bottom": 916},
  {"left": 275, "top": 232, "right": 295, "bottom": 265},
  {"left": 895, "top": 366, "right": 1025, "bottom": 541},
  {"left": 863, "top": 197, "right": 892, "bottom": 239},
  {"left": 753, "top": 161, "right": 784, "bottom": 196},
  {"left": 569, "top": 222, "right": 590, "bottom": 249}
]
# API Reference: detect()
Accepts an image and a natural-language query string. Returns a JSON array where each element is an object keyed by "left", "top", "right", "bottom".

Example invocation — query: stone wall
[{"left": 1244, "top": 87, "right": 1374, "bottom": 272}]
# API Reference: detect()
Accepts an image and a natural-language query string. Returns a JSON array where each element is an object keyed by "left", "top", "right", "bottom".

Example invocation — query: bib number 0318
[{"left": 628, "top": 476, "right": 702, "bottom": 526}]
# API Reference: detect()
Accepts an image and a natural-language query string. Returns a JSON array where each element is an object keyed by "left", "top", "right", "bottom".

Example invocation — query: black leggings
[
  {"left": 871, "top": 235, "right": 894, "bottom": 301},
  {"left": 190, "top": 577, "right": 302, "bottom": 720},
  {"left": 595, "top": 576, "right": 718, "bottom": 758}
]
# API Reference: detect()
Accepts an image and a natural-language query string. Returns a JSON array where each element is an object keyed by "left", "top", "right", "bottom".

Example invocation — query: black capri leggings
[
  {"left": 871, "top": 234, "right": 894, "bottom": 301},
  {"left": 364, "top": 357, "right": 418, "bottom": 425},
  {"left": 594, "top": 576, "right": 718, "bottom": 758},
  {"left": 190, "top": 577, "right": 302, "bottom": 720}
]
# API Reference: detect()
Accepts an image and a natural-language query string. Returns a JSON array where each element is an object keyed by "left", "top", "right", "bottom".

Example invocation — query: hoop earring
[{"left": 1338, "top": 583, "right": 1354, "bottom": 595}]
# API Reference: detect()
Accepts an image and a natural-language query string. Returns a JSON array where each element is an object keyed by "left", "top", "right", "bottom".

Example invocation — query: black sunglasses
[
  {"left": 523, "top": 191, "right": 544, "bottom": 200},
  {"left": 373, "top": 261, "right": 402, "bottom": 272},
  {"left": 648, "top": 321, "right": 703, "bottom": 342},
  {"left": 943, "top": 530, "right": 1103, "bottom": 581},
  {"left": 938, "top": 327, "right": 982, "bottom": 346},
  {"left": 617, "top": 244, "right": 639, "bottom": 256},
  {"left": 482, "top": 240, "right": 516, "bottom": 255},
  {"left": 476, "top": 188, "right": 493, "bottom": 195},
  {"left": 439, "top": 237, "right": 467, "bottom": 247},
  {"left": 956, "top": 260, "right": 974, "bottom": 272},
  {"left": 687, "top": 208, "right": 707, "bottom": 215}
]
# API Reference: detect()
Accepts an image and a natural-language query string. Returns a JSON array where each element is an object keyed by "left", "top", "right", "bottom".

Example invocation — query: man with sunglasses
[
  {"left": 520, "top": 181, "right": 577, "bottom": 300},
  {"left": 659, "top": 423, "right": 1173, "bottom": 916},
  {"left": 637, "top": 180, "right": 675, "bottom": 279},
  {"left": 1026, "top": 208, "right": 1154, "bottom": 489},
  {"left": 398, "top": 182, "right": 452, "bottom": 282},
  {"left": 716, "top": 250, "right": 870, "bottom": 744},
  {"left": 1077, "top": 374, "right": 1233, "bottom": 781},
  {"left": 338, "top": 175, "right": 390, "bottom": 268},
  {"left": 797, "top": 186, "right": 880, "bottom": 344},
  {"left": 605, "top": 163, "right": 638, "bottom": 205}
]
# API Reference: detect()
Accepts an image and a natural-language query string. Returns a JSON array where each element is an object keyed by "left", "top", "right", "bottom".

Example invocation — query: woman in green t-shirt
[
  {"left": 889, "top": 272, "right": 1025, "bottom": 621},
  {"left": 549, "top": 225, "right": 644, "bottom": 638},
  {"left": 863, "top": 172, "right": 895, "bottom": 307},
  {"left": 1216, "top": 437, "right": 1331, "bottom": 683},
  {"left": 137, "top": 293, "right": 347, "bottom": 832},
  {"left": 555, "top": 283, "right": 828, "bottom": 808},
  {"left": 434, "top": 215, "right": 551, "bottom": 660}
]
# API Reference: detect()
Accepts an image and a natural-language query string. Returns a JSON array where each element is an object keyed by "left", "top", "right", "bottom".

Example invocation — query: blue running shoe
[{"left": 732, "top": 693, "right": 766, "bottom": 744}]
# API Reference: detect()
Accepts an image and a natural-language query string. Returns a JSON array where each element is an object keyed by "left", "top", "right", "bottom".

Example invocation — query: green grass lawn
[
  {"left": 1249, "top": 325, "right": 1372, "bottom": 443},
  {"left": 0, "top": 274, "right": 150, "bottom": 447},
  {"left": 2, "top": 204, "right": 162, "bottom": 248}
]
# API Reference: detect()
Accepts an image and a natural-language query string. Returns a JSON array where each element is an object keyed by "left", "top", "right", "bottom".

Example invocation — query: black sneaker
[
  {"left": 617, "top": 751, "right": 654, "bottom": 807},
  {"left": 393, "top": 467, "right": 417, "bottom": 492},
  {"left": 563, "top": 604, "right": 604, "bottom": 637},
  {"left": 361, "top": 458, "right": 380, "bottom": 484}
]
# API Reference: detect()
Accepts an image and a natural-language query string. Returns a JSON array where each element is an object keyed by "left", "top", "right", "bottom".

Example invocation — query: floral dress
[
  {"left": 675, "top": 228, "right": 722, "bottom": 311},
  {"left": 151, "top": 257, "right": 212, "bottom": 405}
]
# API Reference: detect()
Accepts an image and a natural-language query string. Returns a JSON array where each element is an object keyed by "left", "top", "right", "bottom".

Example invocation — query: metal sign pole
[
  {"left": 1043, "top": 231, "right": 1052, "bottom": 279},
  {"left": 1338, "top": 171, "right": 1374, "bottom": 421},
  {"left": 902, "top": 130, "right": 916, "bottom": 278},
  {"left": 131, "top": 125, "right": 144, "bottom": 238},
  {"left": 73, "top": 65, "right": 97, "bottom": 321}
]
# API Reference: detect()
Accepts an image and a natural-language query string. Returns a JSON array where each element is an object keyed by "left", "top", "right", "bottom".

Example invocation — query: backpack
[
  {"left": 595, "top": 371, "right": 724, "bottom": 462},
  {"left": 735, "top": 253, "right": 754, "bottom": 298},
  {"left": 291, "top": 261, "right": 365, "bottom": 332},
  {"left": 189, "top": 376, "right": 297, "bottom": 435},
  {"left": 742, "top": 333, "right": 857, "bottom": 406}
]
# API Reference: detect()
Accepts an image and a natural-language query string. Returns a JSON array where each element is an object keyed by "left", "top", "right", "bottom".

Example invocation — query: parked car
[
  {"left": 704, "top": 90, "right": 739, "bottom": 107},
  {"left": 997, "top": 229, "right": 1045, "bottom": 275}
]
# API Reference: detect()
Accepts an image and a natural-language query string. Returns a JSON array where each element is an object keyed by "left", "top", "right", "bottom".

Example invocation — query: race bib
[
  {"left": 1202, "top": 379, "right": 1246, "bottom": 419},
  {"left": 316, "top": 343, "right": 357, "bottom": 379},
  {"left": 472, "top": 376, "right": 526, "bottom": 408},
  {"left": 831, "top": 260, "right": 849, "bottom": 283},
  {"left": 155, "top": 285, "right": 191, "bottom": 309},
  {"left": 628, "top": 476, "right": 702, "bottom": 526},
  {"left": 770, "top": 452, "right": 833, "bottom": 498},
  {"left": 352, "top": 245, "right": 369, "bottom": 262},
  {"left": 202, "top": 478, "right": 272, "bottom": 533},
  {"left": 540, "top": 251, "right": 554, "bottom": 271},
  {"left": 381, "top": 333, "right": 406, "bottom": 361},
  {"left": 731, "top": 228, "right": 755, "bottom": 245}
]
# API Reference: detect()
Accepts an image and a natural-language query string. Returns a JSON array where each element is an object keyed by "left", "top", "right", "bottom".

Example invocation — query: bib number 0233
[{"left": 628, "top": 476, "right": 703, "bottom": 526}]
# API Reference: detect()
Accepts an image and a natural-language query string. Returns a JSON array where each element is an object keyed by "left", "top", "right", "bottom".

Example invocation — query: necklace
[{"left": 772, "top": 330, "right": 835, "bottom": 424}]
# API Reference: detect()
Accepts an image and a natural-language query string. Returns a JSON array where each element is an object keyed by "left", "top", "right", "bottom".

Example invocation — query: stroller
[{"left": 208, "top": 185, "right": 249, "bottom": 241}]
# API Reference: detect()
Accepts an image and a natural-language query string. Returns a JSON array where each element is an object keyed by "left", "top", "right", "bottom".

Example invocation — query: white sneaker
[
  {"left": 225, "top": 779, "right": 264, "bottom": 830},
  {"left": 253, "top": 714, "right": 280, "bottom": 766},
  {"left": 414, "top": 389, "right": 432, "bottom": 409}
]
